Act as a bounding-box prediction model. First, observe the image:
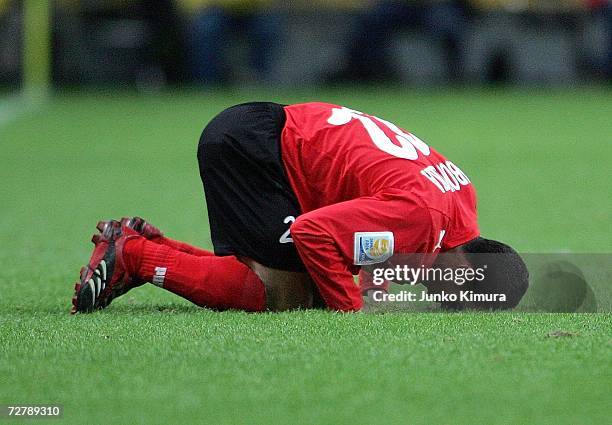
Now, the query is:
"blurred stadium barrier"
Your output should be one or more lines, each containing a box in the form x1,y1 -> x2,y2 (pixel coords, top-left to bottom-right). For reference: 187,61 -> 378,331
0,0 -> 610,89
0,0 -> 50,126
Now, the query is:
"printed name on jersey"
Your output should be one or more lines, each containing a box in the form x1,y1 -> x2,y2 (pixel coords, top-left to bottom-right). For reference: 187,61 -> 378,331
420,160 -> 471,193
353,232 -> 394,265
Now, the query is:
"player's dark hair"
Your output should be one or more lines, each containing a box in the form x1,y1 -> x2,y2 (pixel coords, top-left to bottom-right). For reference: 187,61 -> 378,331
444,237 -> 529,311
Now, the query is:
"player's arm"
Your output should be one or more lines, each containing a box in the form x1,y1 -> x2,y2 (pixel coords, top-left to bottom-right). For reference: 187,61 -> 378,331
290,203 -> 364,312
291,197 -> 404,311
290,195 -> 439,311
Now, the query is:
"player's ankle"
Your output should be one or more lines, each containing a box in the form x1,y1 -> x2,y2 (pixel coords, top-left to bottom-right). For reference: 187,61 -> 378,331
122,237 -> 147,278
131,238 -> 173,284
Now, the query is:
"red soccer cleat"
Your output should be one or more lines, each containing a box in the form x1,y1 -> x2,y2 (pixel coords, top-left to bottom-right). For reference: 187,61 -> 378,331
71,220 -> 142,314
120,216 -> 164,240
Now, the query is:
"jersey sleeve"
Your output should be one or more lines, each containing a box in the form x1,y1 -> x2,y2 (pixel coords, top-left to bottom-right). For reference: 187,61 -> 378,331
290,191 -> 445,311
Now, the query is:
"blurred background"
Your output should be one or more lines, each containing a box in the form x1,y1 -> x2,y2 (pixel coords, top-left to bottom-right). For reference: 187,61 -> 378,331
1,0 -> 611,92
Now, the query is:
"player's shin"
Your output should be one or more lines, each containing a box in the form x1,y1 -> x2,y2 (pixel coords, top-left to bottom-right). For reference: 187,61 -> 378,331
119,216 -> 215,257
123,238 -> 266,311
155,236 -> 216,257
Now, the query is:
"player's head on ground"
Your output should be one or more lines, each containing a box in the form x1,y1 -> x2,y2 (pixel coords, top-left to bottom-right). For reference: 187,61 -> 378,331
428,237 -> 529,311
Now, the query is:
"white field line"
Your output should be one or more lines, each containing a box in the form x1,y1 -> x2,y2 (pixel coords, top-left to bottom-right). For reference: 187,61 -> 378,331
0,91 -> 48,128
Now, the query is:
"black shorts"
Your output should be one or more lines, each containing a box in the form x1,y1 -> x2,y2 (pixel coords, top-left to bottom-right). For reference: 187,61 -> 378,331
197,102 -> 305,272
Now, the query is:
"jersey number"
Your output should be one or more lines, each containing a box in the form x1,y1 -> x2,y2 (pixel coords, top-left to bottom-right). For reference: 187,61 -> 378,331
279,216 -> 295,244
327,107 -> 430,160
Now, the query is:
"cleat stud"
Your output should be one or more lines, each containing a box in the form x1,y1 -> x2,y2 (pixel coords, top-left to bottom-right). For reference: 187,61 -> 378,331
99,260 -> 107,281
87,279 -> 96,300
93,276 -> 101,296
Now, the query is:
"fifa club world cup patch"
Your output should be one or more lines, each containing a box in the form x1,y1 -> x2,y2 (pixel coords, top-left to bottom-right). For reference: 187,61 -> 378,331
353,232 -> 394,265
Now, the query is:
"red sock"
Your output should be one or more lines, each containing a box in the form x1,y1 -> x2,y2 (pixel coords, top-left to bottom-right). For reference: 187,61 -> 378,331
153,235 -> 215,257
124,238 -> 266,311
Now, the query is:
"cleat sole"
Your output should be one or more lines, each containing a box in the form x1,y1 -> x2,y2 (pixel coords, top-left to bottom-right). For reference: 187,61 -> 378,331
76,277 -> 96,313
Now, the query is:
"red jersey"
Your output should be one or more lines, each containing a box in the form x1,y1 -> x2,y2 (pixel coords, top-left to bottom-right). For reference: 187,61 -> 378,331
281,102 -> 479,252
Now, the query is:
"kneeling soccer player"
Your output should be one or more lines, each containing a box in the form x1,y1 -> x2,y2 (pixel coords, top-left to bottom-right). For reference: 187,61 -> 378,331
71,102 -> 528,313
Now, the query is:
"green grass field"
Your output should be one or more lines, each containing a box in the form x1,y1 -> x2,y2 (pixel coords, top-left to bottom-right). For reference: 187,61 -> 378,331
1,88 -> 611,424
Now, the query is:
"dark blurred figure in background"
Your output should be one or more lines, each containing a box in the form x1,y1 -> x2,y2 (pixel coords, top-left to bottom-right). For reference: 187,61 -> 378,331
0,0 -> 20,87
587,0 -> 612,79
54,0 -> 185,88
178,0 -> 283,84
138,0 -> 185,85
331,0 -> 471,83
